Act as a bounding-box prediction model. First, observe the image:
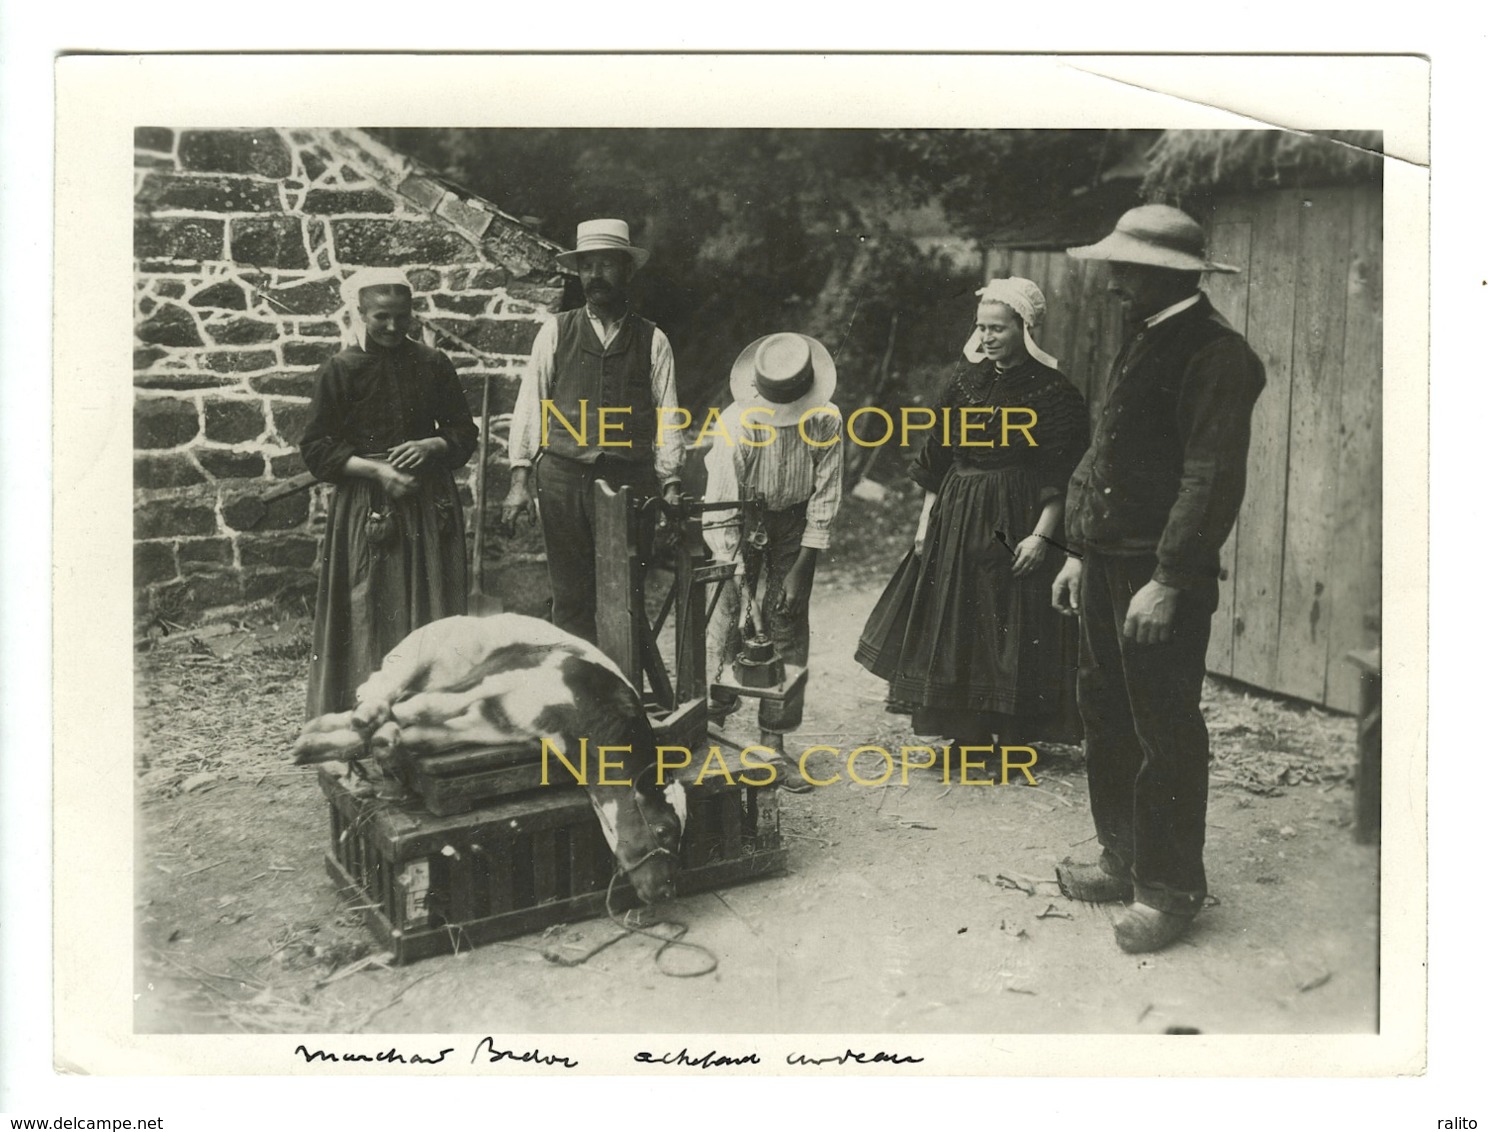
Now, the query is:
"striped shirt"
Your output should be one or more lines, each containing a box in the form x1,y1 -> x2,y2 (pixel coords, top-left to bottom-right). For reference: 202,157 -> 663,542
701,401 -> 844,559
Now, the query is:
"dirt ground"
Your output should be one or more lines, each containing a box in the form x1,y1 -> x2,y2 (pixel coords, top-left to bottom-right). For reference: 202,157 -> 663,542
133,492 -> 1377,1036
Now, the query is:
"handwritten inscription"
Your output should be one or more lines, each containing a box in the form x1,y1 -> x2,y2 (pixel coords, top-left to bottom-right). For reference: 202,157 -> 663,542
634,1048 -> 763,1068
290,1041 -> 923,1070
470,1037 -> 579,1068
786,1049 -> 925,1066
293,1044 -> 455,1065
292,1040 -> 578,1069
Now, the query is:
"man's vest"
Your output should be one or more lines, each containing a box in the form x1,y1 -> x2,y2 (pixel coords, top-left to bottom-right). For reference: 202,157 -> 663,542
545,308 -> 657,464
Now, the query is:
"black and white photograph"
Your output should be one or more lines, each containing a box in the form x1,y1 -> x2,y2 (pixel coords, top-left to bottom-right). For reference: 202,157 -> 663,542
45,53 -> 1429,1088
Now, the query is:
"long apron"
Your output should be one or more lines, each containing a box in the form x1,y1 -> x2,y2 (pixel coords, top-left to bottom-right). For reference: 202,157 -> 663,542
856,462 -> 1080,742
305,461 -> 467,718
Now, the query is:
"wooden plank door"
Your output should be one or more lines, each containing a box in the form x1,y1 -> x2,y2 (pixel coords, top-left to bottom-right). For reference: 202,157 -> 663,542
1202,206 -> 1256,679
1229,189 -> 1301,694
1322,188 -> 1384,712
1276,191 -> 1354,704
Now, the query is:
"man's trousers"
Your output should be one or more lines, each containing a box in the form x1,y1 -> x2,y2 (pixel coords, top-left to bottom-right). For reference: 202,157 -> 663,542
1077,550 -> 1219,916
535,452 -> 657,646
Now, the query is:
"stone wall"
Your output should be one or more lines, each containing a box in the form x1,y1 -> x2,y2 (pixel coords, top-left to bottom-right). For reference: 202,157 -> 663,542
133,127 -> 563,621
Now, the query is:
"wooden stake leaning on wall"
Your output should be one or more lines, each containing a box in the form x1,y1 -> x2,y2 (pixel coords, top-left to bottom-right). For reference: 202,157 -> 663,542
846,312 -> 899,493
469,370 -> 498,615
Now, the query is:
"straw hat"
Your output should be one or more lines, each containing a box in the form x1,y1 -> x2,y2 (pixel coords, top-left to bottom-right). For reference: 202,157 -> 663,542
729,332 -> 837,426
1067,204 -> 1239,274
555,218 -> 651,271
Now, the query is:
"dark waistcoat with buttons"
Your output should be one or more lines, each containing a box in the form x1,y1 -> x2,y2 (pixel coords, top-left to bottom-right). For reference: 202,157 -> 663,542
546,307 -> 657,465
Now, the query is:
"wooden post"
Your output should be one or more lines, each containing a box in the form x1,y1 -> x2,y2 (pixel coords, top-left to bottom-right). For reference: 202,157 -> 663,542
1347,647 -> 1382,845
594,481 -> 644,690
469,372 -> 494,612
674,512 -> 709,703
845,312 -> 899,492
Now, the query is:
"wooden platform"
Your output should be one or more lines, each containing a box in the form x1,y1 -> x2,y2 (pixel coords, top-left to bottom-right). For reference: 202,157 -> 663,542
402,698 -> 709,818
710,663 -> 808,704
320,750 -> 787,964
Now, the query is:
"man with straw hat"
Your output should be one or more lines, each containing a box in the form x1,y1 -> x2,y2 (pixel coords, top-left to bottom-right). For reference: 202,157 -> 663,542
503,219 -> 685,645
702,332 -> 844,792
1051,204 -> 1266,953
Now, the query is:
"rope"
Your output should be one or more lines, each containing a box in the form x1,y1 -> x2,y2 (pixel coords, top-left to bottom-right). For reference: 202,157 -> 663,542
541,850 -> 719,979
603,865 -> 719,978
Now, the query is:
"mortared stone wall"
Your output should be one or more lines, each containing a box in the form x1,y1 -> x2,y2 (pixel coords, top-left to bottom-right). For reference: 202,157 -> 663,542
134,127 -> 562,622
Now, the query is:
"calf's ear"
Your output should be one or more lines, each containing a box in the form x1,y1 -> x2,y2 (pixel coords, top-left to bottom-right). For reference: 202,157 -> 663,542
587,795 -> 623,856
663,778 -> 688,831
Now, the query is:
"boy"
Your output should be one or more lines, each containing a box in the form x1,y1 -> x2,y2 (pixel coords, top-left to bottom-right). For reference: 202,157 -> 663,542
702,332 -> 844,792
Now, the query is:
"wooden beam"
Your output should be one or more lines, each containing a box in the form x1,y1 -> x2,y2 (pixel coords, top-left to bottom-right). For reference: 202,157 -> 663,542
594,481 -> 644,688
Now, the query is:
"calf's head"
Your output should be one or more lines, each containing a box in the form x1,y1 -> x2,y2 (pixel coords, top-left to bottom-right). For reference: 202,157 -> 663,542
554,654 -> 689,903
588,776 -> 685,904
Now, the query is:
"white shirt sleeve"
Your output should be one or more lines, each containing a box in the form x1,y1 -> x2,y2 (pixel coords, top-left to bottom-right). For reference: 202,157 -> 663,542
651,329 -> 684,486
507,317 -> 556,468
701,405 -> 745,564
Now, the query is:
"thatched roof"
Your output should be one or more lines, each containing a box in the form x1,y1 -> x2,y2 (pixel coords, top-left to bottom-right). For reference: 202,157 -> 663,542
988,128 -> 1384,249
1142,130 -> 1385,203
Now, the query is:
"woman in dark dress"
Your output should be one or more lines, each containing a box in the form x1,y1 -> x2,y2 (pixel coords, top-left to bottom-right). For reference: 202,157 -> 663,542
299,268 -> 478,717
856,277 -> 1088,763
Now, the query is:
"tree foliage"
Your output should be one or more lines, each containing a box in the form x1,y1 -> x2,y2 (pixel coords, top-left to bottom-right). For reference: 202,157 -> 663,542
373,129 -> 1119,416
372,128 -> 1353,450
876,129 -> 1147,242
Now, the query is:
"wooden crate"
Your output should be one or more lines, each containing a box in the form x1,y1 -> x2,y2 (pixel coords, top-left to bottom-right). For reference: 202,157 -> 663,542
320,750 -> 786,964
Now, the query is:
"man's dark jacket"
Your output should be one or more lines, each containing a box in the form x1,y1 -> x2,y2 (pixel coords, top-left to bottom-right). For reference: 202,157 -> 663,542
1064,294 -> 1266,588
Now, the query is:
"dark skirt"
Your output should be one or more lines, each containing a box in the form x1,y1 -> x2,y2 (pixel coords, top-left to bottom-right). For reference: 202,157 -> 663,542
305,468 -> 468,718
855,463 -> 1080,743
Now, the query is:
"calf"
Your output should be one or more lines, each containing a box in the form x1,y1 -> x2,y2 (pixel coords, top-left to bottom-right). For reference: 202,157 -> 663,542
292,614 -> 687,904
